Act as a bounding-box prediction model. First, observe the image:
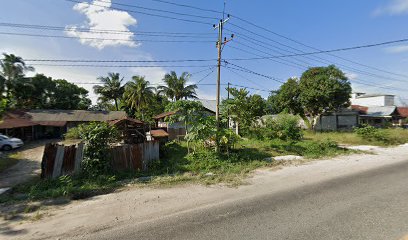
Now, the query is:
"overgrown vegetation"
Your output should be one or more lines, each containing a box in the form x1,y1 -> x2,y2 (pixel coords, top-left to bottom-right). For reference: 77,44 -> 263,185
252,114 -> 303,141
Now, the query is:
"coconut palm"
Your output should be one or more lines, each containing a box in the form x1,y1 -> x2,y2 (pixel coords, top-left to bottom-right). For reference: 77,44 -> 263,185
93,73 -> 125,111
158,71 -> 197,101
0,53 -> 34,98
123,76 -> 155,120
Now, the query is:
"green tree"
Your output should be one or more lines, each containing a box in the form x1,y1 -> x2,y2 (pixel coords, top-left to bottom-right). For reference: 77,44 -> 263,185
0,53 -> 34,100
94,73 -> 125,110
50,79 -> 92,110
299,65 -> 351,129
158,71 -> 197,101
123,76 -> 155,121
248,94 -> 266,118
222,88 -> 252,136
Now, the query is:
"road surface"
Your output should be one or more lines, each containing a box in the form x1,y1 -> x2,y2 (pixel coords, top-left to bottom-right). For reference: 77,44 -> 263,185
4,144 -> 408,240
85,159 -> 408,240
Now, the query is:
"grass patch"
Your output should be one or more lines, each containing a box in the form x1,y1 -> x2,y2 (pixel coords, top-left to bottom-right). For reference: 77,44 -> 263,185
0,153 -> 21,173
0,137 -> 357,203
304,128 -> 408,146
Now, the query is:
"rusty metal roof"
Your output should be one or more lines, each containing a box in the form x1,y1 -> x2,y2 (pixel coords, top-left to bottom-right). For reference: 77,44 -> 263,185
0,118 -> 37,129
153,111 -> 178,120
25,110 -> 127,122
150,129 -> 169,138
109,117 -> 144,126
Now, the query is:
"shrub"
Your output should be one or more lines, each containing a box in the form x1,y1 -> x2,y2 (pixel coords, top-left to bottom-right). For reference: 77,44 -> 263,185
64,127 -> 81,139
78,122 -> 120,177
262,114 -> 303,141
354,124 -> 389,143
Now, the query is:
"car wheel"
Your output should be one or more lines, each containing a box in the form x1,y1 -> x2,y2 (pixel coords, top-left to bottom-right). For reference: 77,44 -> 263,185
2,145 -> 12,151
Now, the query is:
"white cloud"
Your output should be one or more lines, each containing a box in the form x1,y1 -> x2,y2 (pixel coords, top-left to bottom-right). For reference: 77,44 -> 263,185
66,0 -> 138,49
346,72 -> 359,80
373,0 -> 408,16
385,45 -> 408,53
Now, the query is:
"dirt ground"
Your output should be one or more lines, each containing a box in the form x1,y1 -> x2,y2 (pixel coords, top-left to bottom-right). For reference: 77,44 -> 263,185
1,143 -> 408,240
0,141 -> 49,189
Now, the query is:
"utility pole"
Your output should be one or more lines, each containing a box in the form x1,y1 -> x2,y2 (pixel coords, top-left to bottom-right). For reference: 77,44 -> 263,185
213,16 -> 233,151
227,82 -> 230,128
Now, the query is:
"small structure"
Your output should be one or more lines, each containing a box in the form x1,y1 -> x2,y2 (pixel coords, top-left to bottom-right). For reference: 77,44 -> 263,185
315,109 -> 360,131
153,99 -> 216,140
0,110 -> 134,140
149,129 -> 169,143
109,117 -> 146,144
353,105 -> 400,127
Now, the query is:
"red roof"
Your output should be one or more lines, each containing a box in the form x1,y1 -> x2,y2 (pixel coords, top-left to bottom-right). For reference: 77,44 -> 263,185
153,111 -> 178,120
150,129 -> 169,138
351,105 -> 368,114
397,107 -> 408,118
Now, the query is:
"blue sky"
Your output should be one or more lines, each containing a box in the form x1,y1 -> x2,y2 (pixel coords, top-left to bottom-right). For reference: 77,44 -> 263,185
1,0 -> 408,104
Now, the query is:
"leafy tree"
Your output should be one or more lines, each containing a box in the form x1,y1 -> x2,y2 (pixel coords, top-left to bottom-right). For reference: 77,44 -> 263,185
248,94 -> 266,118
265,90 -> 282,115
0,53 -> 34,100
123,76 -> 155,121
94,72 -> 125,110
158,71 -> 197,101
165,100 -> 206,152
50,79 -> 92,110
222,88 -> 252,136
299,65 -> 351,129
272,77 -> 311,128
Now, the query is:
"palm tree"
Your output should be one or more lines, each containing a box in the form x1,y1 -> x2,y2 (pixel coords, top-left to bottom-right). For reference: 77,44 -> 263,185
0,53 -> 34,98
93,73 -> 125,111
158,71 -> 197,101
123,76 -> 155,120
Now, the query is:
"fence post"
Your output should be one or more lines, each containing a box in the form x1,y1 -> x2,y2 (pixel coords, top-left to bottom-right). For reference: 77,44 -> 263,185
74,143 -> 84,173
52,145 -> 65,179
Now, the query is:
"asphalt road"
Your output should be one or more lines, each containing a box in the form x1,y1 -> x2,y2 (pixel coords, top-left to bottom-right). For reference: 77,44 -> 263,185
85,159 -> 408,240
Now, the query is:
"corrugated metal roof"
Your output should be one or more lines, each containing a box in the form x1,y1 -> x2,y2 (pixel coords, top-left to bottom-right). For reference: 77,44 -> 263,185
25,110 -> 127,122
150,129 -> 169,138
0,118 -> 37,129
153,111 -> 178,120
357,94 -> 395,99
109,117 -> 144,126
397,107 -> 408,118
363,106 -> 397,117
196,99 -> 216,113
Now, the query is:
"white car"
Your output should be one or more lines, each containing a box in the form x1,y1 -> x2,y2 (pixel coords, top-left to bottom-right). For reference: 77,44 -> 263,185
0,134 -> 24,151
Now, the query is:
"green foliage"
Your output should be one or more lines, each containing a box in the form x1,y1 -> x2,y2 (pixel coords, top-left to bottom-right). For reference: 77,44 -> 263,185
78,122 -> 120,177
158,71 -> 197,101
354,124 -> 389,143
123,75 -> 156,121
299,65 -> 352,127
64,126 -> 81,140
255,114 -> 303,141
93,73 -> 125,111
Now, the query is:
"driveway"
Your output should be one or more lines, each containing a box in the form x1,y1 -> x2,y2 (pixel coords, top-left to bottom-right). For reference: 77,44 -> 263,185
0,141 -> 49,189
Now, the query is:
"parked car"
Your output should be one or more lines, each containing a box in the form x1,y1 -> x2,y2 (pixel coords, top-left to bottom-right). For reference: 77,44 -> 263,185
0,134 -> 24,151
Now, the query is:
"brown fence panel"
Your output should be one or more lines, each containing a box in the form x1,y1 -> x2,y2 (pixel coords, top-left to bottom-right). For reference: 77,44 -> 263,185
62,145 -> 76,175
41,143 -> 58,178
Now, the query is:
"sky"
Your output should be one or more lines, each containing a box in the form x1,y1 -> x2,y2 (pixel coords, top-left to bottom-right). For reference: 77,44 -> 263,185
1,0 -> 408,105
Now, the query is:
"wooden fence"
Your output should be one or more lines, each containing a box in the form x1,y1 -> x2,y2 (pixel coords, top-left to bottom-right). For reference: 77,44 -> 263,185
41,141 -> 159,179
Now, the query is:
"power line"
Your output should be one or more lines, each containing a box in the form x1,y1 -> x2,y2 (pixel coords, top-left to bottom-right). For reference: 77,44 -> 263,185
0,22 -> 215,38
231,15 -> 408,79
224,65 -> 271,91
29,64 -> 216,68
0,32 -> 213,43
196,67 -> 216,84
143,0 -> 223,14
223,61 -> 285,84
92,0 -> 218,20
24,58 -> 217,63
64,0 -> 213,25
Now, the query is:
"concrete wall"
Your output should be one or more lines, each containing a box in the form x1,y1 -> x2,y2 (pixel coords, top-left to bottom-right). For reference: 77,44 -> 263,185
315,114 -> 359,131
351,95 -> 395,107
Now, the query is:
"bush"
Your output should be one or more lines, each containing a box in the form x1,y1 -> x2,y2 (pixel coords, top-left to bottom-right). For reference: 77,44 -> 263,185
64,127 -> 81,139
261,114 -> 303,141
78,122 -> 120,177
354,124 -> 389,143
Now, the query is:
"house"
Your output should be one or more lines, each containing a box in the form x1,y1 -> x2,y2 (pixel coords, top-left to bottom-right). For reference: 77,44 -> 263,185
351,93 -> 395,107
0,110 -> 139,141
314,109 -> 360,131
152,99 -> 216,140
352,105 -> 401,127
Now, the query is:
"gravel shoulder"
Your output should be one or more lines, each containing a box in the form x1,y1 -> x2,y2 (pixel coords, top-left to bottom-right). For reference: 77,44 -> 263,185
2,144 -> 408,240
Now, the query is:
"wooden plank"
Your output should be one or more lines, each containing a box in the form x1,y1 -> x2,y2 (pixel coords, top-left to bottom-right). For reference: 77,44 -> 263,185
74,143 -> 84,173
52,146 -> 65,179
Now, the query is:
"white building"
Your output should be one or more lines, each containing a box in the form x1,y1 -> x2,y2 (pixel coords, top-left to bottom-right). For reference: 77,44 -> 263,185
351,93 -> 395,107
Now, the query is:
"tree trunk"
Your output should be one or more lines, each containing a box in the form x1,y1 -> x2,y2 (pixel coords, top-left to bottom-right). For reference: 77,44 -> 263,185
301,115 -> 312,130
311,115 -> 320,131
235,121 -> 239,136
114,99 -> 119,111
